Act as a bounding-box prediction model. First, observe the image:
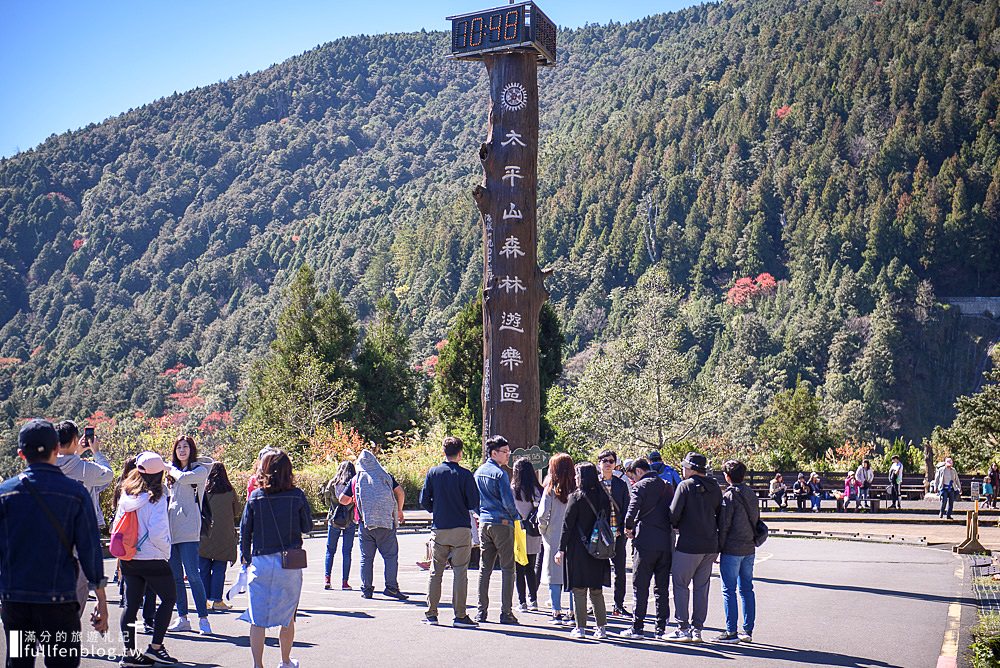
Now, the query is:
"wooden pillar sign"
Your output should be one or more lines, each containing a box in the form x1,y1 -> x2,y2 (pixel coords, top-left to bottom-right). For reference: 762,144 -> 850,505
447,3 -> 557,454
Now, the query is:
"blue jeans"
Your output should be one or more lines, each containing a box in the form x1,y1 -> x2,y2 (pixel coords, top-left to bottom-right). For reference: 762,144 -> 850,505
720,554 -> 755,634
198,557 -> 228,602
548,583 -> 574,614
170,542 -> 208,618
325,523 -> 357,581
810,494 -> 821,511
940,488 -> 955,517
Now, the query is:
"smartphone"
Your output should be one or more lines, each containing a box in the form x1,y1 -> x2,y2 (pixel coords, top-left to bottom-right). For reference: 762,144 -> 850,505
84,426 -> 95,441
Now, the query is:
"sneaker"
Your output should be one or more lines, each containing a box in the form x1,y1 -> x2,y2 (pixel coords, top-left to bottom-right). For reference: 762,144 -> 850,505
475,612 -> 488,623
166,617 -> 190,633
663,629 -> 692,643
549,613 -> 564,625
383,587 -> 409,600
593,626 -> 608,640
277,661 -> 300,668
612,606 -> 631,617
691,628 -> 703,643
618,628 -> 645,639
570,627 -> 586,639
654,628 -> 668,640
142,645 -> 177,664
423,615 -> 439,625
361,589 -> 374,599
517,603 -> 529,613
198,617 -> 212,635
324,578 -> 332,590
212,600 -> 232,611
342,580 -> 352,591
713,631 -> 740,643
453,616 -> 479,628
499,612 -> 520,625
119,652 -> 154,667
142,623 -> 154,635
738,631 -> 753,643
529,600 -> 539,611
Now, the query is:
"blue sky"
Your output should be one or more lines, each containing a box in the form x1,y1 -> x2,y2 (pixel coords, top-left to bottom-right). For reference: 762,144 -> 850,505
0,1 -> 695,159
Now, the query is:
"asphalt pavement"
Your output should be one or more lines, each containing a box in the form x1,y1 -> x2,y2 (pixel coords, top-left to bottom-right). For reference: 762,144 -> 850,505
47,530 -> 966,668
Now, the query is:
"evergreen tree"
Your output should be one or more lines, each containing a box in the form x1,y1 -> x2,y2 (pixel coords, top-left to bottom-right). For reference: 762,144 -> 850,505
758,377 -> 837,468
355,296 -> 425,443
430,292 -> 564,452
239,264 -> 358,457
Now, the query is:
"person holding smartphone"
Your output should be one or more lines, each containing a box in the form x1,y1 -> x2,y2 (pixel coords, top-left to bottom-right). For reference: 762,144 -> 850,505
56,421 -> 115,528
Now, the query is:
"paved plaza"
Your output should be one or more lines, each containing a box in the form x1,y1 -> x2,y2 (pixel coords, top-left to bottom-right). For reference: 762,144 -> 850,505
44,530 -> 969,667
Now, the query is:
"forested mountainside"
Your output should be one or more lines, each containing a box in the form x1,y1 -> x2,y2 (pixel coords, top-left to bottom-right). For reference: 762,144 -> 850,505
0,0 -> 998,443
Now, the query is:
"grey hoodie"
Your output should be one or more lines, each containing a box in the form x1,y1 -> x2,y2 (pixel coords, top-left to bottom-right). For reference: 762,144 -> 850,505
56,451 -> 114,527
355,450 -> 397,530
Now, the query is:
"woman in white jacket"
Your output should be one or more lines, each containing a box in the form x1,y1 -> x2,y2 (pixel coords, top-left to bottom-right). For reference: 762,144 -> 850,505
165,435 -> 212,635
115,452 -> 179,667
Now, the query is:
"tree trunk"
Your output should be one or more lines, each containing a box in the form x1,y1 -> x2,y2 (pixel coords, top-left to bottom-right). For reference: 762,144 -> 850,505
474,52 -> 548,456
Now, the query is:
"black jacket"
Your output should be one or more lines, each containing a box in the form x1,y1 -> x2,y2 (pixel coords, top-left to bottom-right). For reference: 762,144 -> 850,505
718,483 -> 759,556
623,472 -> 674,552
559,487 -> 612,590
670,474 -> 723,554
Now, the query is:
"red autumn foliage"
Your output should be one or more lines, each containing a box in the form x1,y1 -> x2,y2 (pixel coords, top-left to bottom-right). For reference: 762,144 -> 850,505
156,412 -> 189,430
86,411 -> 116,429
291,235 -> 301,242
0,357 -> 20,368
727,273 -> 778,306
775,105 -> 792,119
161,363 -> 187,377
168,392 -> 205,410
31,346 -> 43,357
72,238 -> 85,250
200,411 -> 233,435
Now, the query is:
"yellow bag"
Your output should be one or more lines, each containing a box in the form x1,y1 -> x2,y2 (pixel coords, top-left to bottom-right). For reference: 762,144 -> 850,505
513,520 -> 528,566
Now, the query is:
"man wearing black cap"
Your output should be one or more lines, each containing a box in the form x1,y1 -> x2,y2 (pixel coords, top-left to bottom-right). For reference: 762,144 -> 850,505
0,419 -> 108,666
663,451 -> 722,643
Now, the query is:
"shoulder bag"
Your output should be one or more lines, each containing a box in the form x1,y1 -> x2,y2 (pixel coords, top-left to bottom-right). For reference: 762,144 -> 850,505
733,489 -> 768,547
264,493 -> 307,569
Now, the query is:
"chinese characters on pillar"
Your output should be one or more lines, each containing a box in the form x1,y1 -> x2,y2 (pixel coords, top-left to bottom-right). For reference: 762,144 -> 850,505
494,83 -> 530,405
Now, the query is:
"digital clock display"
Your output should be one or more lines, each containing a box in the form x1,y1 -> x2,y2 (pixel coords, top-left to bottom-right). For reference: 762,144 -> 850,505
448,2 -> 556,65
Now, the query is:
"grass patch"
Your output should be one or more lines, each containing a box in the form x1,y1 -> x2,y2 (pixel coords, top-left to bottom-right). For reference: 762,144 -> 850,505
973,576 -> 1000,591
971,612 -> 1000,668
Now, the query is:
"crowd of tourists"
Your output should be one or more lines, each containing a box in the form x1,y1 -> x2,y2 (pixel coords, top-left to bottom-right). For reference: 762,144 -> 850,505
7,417 -> 980,666
417,435 -> 761,643
766,456 -> 906,513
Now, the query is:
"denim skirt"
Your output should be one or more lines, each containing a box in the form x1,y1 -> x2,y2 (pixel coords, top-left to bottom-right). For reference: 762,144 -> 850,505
238,553 -> 302,628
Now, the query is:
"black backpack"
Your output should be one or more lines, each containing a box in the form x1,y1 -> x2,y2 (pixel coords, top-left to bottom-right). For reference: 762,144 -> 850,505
579,492 -> 616,560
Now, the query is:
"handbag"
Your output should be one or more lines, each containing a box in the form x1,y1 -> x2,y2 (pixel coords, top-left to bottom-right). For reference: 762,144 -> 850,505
513,520 -> 528,566
197,486 -> 214,538
264,493 -> 308,570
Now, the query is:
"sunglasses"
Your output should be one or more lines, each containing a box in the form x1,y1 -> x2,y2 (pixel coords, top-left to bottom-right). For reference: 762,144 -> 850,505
599,458 -> 616,464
